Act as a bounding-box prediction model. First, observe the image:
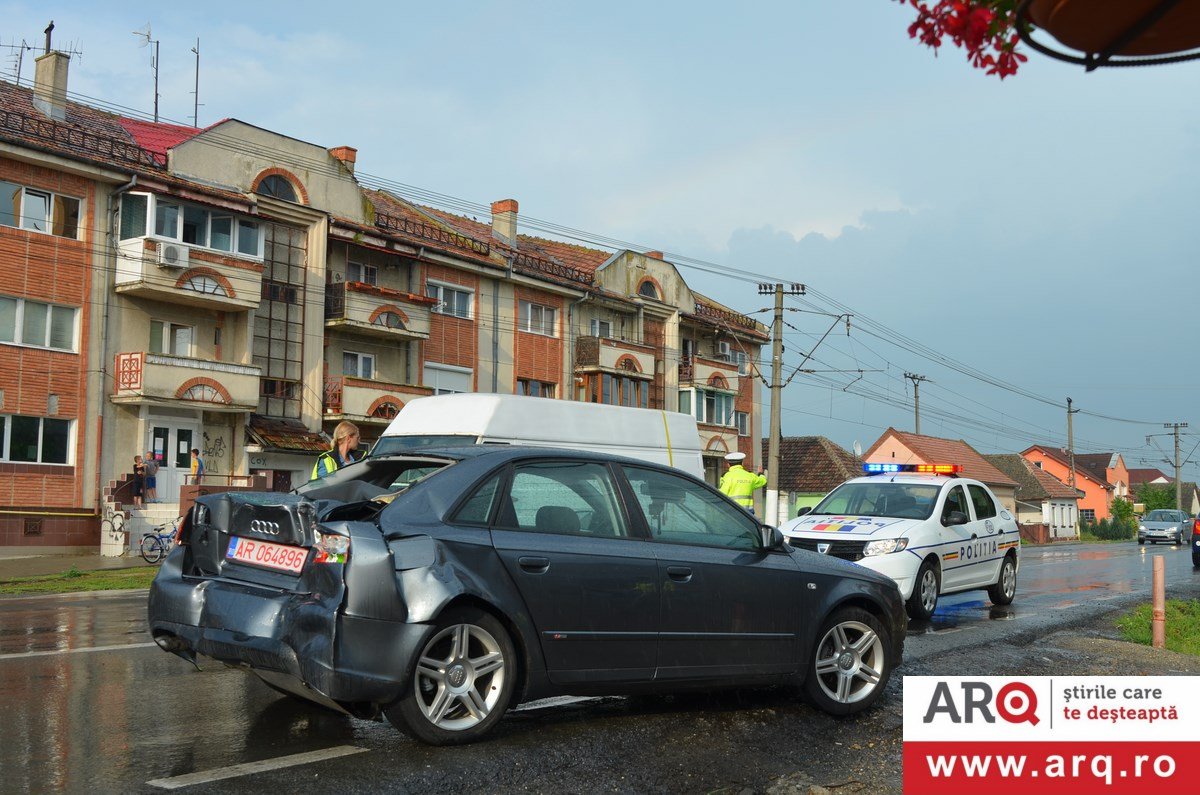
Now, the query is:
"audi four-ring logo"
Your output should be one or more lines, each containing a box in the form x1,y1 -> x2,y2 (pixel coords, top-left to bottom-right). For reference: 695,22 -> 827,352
249,520 -> 281,536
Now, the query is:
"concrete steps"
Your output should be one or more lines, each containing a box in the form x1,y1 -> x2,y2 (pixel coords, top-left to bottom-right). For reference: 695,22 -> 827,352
125,503 -> 182,554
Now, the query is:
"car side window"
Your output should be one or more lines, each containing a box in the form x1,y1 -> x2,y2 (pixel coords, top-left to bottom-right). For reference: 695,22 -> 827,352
494,462 -> 628,538
451,471 -> 504,525
942,485 -> 970,523
967,485 -> 997,520
622,466 -> 759,551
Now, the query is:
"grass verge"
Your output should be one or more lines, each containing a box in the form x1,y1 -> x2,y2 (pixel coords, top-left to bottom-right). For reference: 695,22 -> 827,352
1116,599 -> 1200,656
0,565 -> 157,595
1078,530 -> 1133,544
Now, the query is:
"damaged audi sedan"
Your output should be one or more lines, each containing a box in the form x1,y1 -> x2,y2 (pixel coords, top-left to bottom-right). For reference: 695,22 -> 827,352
149,447 -> 906,745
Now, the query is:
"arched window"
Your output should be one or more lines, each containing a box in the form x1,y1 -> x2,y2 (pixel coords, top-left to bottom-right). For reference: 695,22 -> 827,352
255,174 -> 298,203
180,274 -> 228,296
371,400 -> 402,420
709,373 -> 730,390
179,384 -> 227,403
373,311 -> 406,330
638,280 -> 660,300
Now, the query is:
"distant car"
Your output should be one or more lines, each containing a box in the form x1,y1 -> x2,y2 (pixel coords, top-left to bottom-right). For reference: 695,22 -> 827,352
148,446 -> 906,745
1138,509 -> 1193,546
779,465 -> 1021,621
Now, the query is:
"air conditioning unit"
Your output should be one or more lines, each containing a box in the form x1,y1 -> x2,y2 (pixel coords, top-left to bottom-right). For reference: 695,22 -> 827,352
157,243 -> 189,269
717,341 -> 732,361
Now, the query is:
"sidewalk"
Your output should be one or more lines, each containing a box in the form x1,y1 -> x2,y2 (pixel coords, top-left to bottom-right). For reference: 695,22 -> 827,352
0,552 -> 152,580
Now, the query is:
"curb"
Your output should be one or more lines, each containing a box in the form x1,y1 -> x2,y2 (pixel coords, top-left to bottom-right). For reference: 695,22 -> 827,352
0,588 -> 151,602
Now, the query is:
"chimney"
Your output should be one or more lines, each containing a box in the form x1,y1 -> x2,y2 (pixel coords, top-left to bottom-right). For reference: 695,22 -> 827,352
645,250 -> 664,260
329,146 -> 357,174
491,199 -> 518,244
33,50 -> 70,122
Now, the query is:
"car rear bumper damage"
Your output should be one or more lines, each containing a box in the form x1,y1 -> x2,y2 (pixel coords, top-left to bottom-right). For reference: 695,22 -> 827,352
148,549 -> 429,707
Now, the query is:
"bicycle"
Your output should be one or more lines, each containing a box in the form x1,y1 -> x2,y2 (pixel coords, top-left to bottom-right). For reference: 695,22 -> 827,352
140,516 -> 181,564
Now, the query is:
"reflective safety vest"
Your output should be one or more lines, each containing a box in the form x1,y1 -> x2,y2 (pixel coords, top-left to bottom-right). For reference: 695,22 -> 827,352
719,464 -> 767,508
311,449 -> 359,480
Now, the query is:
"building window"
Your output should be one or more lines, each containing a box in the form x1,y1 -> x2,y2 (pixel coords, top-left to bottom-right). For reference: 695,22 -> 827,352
343,351 -> 375,379
1079,509 -> 1096,524
0,415 -> 72,464
733,350 -> 751,376
179,384 -> 227,403
373,311 -> 405,330
120,193 -> 262,258
0,181 -> 80,239
517,379 -> 556,398
426,281 -> 473,319
371,400 -> 401,420
150,321 -> 192,356
255,174 -> 298,203
347,260 -> 377,285
637,280 -> 660,300
679,387 -> 735,427
736,411 -> 750,436
585,374 -> 647,408
423,363 -> 472,395
591,318 -> 612,338
0,296 -> 77,352
180,274 -> 228,296
254,223 -> 306,418
519,300 -> 557,336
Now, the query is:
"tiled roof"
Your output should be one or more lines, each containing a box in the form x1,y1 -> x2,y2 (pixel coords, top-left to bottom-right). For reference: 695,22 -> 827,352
691,292 -> 769,339
1074,452 -> 1116,482
247,415 -> 328,454
866,428 -> 1019,488
117,117 -> 201,157
1128,467 -> 1169,485
1021,445 -> 1113,489
765,436 -> 862,493
985,454 -> 1080,501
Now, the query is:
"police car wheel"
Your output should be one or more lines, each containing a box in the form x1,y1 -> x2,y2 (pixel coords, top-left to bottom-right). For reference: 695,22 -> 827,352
905,558 -> 940,620
803,607 -> 891,715
988,555 -> 1017,606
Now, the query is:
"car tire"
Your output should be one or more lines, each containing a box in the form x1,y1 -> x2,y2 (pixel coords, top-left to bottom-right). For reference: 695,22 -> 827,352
1138,537 -> 1145,545
987,555 -> 1017,606
384,607 -> 517,746
1177,532 -> 1184,546
905,558 -> 940,620
1193,552 -> 1199,568
804,607 -> 892,716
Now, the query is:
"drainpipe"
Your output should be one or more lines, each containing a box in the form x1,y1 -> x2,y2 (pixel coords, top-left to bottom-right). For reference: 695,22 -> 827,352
566,293 -> 590,401
97,174 -> 138,513
492,253 -> 513,393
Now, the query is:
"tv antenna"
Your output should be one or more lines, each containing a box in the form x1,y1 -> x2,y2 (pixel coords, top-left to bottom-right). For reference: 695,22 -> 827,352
132,23 -> 160,122
4,21 -> 82,85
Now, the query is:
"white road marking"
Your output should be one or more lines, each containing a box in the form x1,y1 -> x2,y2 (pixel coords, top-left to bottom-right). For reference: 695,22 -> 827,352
0,641 -> 158,660
146,745 -> 367,790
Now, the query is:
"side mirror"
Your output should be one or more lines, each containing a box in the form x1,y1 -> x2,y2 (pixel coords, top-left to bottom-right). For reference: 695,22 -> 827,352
942,510 -> 969,527
759,524 -> 786,550
794,506 -> 812,517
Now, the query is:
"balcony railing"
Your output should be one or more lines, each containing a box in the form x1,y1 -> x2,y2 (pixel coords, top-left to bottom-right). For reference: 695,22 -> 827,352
374,212 -> 492,256
324,281 -> 433,340
574,335 -> 656,375
0,107 -> 166,170
323,375 -> 433,422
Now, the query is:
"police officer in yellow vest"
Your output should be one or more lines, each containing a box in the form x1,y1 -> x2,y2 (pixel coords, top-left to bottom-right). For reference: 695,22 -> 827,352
719,451 -> 767,515
312,421 -> 363,480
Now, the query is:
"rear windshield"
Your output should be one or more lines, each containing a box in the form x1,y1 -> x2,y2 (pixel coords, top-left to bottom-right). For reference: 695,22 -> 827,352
813,482 -> 942,520
370,434 -> 478,457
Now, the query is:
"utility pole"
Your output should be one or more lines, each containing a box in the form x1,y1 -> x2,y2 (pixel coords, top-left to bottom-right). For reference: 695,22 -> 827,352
1067,397 -> 1079,488
904,373 -> 929,435
759,282 -> 805,526
190,38 -> 200,127
1165,422 -> 1188,510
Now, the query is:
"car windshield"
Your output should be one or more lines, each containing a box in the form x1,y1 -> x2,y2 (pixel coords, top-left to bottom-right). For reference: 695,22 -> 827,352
370,434 -> 478,457
1145,510 -> 1179,522
812,482 -> 942,520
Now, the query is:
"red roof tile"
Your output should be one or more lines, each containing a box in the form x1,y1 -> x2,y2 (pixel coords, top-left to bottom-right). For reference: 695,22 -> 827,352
1021,445 -> 1114,489
866,428 -> 1018,488
985,454 -> 1080,500
117,117 -> 201,157
765,436 -> 862,493
1128,467 -> 1169,485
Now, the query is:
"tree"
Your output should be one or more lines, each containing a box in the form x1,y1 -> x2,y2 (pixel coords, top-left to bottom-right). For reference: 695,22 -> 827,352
1135,483 -> 1175,512
1110,497 -> 1134,530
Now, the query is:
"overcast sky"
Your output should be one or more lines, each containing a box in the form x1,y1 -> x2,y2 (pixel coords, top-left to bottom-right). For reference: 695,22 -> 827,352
5,1 -> 1198,476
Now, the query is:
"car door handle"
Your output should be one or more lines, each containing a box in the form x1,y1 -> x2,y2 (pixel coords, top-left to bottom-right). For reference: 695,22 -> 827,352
518,556 -> 550,574
666,566 -> 692,583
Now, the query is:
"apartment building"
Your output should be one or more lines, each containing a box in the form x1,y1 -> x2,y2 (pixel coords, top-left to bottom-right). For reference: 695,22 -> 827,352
0,47 -> 766,553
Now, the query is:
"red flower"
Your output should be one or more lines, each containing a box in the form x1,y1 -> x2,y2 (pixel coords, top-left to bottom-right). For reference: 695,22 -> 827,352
898,0 -> 1025,79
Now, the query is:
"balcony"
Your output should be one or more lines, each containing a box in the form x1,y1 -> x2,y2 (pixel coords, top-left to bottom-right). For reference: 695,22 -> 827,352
574,336 -> 656,378
323,376 -> 433,424
679,355 -> 739,391
324,281 -> 435,341
114,238 -> 263,311
113,352 -> 261,411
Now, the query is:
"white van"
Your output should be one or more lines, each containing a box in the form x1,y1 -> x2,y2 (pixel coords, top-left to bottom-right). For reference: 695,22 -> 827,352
369,393 -> 705,478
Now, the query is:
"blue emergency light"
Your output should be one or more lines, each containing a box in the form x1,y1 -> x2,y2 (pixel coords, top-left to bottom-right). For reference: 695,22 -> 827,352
863,463 -> 962,474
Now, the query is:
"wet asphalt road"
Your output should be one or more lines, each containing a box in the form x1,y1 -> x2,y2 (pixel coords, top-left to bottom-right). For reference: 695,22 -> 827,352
0,541 -> 1196,794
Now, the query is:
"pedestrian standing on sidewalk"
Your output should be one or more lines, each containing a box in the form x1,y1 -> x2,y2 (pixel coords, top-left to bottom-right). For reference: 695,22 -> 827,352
190,448 -> 205,485
144,451 -> 159,503
132,455 -> 146,507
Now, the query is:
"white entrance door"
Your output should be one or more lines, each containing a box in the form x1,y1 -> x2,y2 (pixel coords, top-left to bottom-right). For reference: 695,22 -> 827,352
149,421 -> 201,503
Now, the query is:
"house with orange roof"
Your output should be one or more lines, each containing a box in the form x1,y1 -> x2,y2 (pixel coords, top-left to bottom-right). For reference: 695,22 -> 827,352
985,454 -> 1081,542
1020,445 -> 1114,522
863,428 -> 1018,513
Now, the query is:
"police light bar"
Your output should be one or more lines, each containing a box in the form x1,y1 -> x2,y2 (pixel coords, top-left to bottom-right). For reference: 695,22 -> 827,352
863,463 -> 963,474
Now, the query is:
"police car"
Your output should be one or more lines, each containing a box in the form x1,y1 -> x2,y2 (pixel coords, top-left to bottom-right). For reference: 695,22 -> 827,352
779,464 -> 1021,620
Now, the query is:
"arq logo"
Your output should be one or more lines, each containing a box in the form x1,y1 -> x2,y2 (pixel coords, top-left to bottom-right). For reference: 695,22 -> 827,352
922,680 -> 1040,725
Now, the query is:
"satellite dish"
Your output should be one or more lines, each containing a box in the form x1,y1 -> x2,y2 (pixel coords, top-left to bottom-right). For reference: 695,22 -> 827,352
853,440 -> 862,457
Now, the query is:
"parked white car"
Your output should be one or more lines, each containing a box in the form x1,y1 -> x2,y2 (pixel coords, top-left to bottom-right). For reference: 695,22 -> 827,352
779,464 -> 1021,620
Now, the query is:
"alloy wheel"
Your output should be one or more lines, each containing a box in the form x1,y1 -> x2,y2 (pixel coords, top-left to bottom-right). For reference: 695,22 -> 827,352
812,619 -> 885,705
413,623 -> 507,731
919,569 -> 938,613
1001,559 -> 1016,599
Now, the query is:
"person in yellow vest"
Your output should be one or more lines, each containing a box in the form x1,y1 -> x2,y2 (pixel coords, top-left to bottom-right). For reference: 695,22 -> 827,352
719,452 -> 767,515
312,421 -> 363,480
